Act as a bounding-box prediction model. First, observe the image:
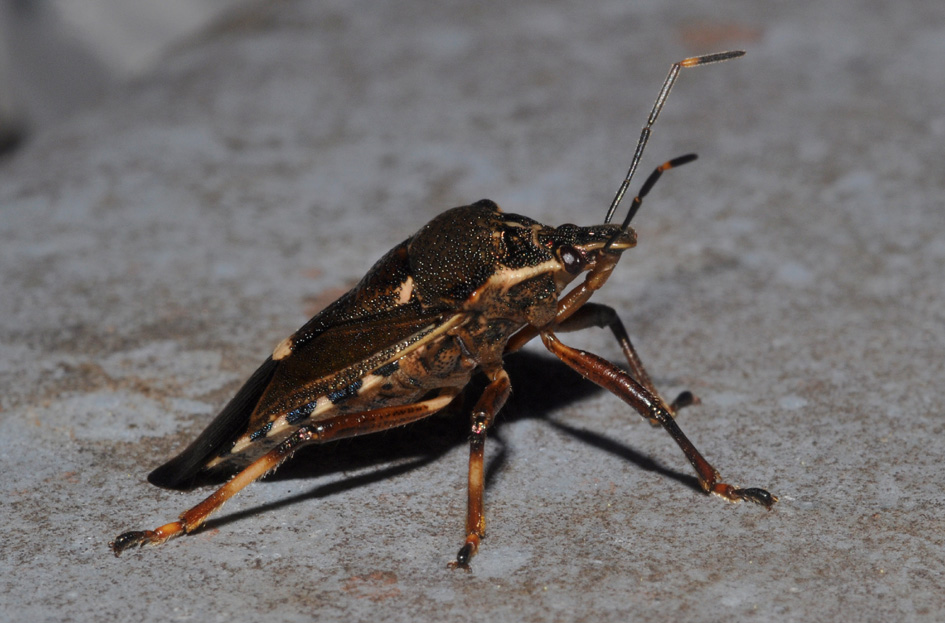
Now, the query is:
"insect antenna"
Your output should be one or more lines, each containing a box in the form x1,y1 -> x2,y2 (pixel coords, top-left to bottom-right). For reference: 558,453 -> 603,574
603,50 -> 744,225
604,153 -> 697,252
618,153 -> 697,230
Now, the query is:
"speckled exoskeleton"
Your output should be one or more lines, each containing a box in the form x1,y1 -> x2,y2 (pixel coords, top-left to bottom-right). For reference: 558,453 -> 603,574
110,51 -> 775,568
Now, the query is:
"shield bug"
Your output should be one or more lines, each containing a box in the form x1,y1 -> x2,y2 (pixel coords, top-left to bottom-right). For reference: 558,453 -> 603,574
110,50 -> 775,567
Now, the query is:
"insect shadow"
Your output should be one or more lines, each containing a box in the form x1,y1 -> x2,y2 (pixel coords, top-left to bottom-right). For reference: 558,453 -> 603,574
192,349 -> 699,534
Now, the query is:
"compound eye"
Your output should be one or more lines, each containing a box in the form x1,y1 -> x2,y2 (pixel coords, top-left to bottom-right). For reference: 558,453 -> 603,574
557,244 -> 586,275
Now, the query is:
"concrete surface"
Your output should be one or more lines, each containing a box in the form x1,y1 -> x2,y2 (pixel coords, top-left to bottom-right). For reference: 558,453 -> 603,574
0,0 -> 244,137
1,1 -> 943,621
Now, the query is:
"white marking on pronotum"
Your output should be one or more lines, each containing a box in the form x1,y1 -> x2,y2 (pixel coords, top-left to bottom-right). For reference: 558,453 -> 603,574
487,260 -> 561,293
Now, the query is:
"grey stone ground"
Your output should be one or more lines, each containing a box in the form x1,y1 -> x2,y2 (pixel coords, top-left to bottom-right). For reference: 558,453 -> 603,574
1,1 -> 943,621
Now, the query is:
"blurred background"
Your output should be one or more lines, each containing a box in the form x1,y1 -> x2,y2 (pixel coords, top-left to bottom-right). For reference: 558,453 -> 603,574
0,0 -> 242,154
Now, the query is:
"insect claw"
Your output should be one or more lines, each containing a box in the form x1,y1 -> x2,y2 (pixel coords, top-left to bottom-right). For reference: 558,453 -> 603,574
669,390 -> 699,414
735,487 -> 779,508
109,520 -> 184,556
708,482 -> 778,509
109,530 -> 152,556
645,391 -> 699,426
448,539 -> 478,570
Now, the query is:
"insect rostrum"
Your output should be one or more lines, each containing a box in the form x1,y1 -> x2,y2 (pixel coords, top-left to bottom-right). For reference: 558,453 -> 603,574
110,51 -> 775,568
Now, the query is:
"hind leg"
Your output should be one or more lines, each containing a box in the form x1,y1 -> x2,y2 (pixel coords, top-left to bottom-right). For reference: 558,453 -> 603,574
111,389 -> 459,555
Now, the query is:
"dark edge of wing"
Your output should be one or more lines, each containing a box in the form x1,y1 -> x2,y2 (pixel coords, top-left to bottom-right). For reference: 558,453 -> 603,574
147,356 -> 279,490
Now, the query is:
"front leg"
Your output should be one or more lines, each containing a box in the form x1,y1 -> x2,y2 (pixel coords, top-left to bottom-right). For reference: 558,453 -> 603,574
554,302 -> 697,419
541,331 -> 775,507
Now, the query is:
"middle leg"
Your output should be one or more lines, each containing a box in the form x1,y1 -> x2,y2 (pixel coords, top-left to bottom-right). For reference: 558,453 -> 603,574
450,366 -> 511,569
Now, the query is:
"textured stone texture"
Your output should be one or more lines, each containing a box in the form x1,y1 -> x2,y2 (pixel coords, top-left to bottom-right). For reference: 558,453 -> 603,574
1,0 -> 943,621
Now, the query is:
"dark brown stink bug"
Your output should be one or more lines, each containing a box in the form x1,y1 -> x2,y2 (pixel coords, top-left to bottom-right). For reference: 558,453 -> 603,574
110,50 -> 775,567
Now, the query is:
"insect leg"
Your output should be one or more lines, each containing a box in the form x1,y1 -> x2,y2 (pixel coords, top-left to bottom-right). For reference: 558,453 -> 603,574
554,302 -> 697,418
450,367 -> 511,569
110,389 -> 460,556
540,331 -> 775,507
